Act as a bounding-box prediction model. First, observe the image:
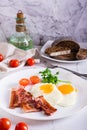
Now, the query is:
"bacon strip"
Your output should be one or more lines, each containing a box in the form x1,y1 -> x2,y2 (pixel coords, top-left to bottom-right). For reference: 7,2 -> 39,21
9,88 -> 39,112
9,88 -> 57,115
16,88 -> 33,104
35,96 -> 57,115
21,102 -> 40,113
9,88 -> 20,108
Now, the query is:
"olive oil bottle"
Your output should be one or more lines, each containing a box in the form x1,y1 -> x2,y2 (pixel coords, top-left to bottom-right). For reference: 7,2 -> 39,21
9,10 -> 33,50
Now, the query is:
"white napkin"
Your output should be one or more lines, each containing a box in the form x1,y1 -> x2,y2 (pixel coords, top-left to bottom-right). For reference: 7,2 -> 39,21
0,42 -> 37,72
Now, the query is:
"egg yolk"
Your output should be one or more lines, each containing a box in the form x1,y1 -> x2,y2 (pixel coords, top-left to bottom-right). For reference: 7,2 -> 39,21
40,84 -> 54,94
58,84 -> 74,94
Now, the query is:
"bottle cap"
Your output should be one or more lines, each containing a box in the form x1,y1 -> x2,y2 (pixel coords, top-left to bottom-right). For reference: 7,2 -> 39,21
17,10 -> 24,18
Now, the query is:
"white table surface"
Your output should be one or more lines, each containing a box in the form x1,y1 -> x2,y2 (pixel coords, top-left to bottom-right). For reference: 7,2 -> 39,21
0,51 -> 87,130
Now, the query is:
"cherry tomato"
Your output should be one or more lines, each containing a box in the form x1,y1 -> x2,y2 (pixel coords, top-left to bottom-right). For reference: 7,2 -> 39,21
15,122 -> 28,130
0,54 -> 4,62
0,117 -> 11,129
30,75 -> 40,84
26,58 -> 35,66
19,78 -> 30,87
9,59 -> 20,67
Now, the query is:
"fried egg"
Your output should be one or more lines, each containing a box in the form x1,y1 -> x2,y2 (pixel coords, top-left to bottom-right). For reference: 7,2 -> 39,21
30,83 -> 63,106
57,83 -> 77,107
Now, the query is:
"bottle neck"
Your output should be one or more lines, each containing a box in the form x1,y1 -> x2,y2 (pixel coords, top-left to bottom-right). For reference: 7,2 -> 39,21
16,25 -> 26,32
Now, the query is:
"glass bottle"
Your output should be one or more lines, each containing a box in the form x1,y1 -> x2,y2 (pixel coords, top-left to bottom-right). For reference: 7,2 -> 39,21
9,10 -> 33,50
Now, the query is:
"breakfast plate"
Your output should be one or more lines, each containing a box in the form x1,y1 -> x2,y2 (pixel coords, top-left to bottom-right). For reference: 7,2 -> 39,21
0,67 -> 87,120
40,40 -> 87,64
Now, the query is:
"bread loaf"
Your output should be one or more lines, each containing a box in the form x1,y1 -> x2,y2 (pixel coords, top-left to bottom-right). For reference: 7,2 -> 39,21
76,49 -> 87,60
52,40 -> 80,52
44,39 -> 87,61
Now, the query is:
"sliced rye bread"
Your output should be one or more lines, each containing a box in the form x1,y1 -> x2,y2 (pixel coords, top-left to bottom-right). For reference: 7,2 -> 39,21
51,52 -> 77,61
76,48 -> 87,60
45,46 -> 71,56
52,40 -> 80,52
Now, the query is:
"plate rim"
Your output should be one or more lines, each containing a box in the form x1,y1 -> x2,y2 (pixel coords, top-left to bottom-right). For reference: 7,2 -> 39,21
0,67 -> 87,120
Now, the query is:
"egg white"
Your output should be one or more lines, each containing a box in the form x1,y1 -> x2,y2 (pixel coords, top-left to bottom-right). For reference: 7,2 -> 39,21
58,91 -> 77,107
30,83 -> 63,106
57,83 -> 77,107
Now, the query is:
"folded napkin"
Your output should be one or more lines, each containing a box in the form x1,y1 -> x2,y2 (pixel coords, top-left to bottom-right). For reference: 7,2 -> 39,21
0,42 -> 37,72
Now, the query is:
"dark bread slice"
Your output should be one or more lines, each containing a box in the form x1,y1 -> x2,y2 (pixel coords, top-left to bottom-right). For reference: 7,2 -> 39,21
45,46 -> 71,55
76,48 -> 87,60
52,40 -> 80,52
51,52 -> 77,61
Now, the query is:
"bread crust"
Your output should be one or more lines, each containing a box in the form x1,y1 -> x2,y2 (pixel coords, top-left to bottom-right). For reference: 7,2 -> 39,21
52,40 -> 80,52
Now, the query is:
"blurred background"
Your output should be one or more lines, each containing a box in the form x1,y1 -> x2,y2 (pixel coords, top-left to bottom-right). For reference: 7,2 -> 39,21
0,0 -> 87,47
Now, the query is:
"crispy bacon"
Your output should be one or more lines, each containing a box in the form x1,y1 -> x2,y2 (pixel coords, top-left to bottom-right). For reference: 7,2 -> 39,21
21,102 -> 40,113
9,88 -> 20,108
9,88 -> 32,108
35,96 -> 57,115
16,88 -> 33,104
9,88 -> 39,112
9,88 -> 57,115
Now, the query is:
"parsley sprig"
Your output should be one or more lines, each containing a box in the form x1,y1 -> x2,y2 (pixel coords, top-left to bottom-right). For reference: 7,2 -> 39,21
39,68 -> 70,84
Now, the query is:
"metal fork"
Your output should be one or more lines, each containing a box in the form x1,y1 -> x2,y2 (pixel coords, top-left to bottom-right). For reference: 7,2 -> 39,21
50,65 -> 87,78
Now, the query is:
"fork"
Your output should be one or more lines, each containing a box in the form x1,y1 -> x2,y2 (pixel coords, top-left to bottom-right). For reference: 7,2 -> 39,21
50,65 -> 87,78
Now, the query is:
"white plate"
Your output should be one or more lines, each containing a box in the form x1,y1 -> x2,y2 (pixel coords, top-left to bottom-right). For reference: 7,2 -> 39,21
0,67 -> 87,120
40,40 -> 87,64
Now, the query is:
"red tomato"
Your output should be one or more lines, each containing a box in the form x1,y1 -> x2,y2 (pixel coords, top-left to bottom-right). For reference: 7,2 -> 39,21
0,54 -> 4,62
9,59 -> 20,67
30,75 -> 40,84
0,118 -> 11,129
19,78 -> 30,87
15,122 -> 28,130
26,58 -> 35,66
